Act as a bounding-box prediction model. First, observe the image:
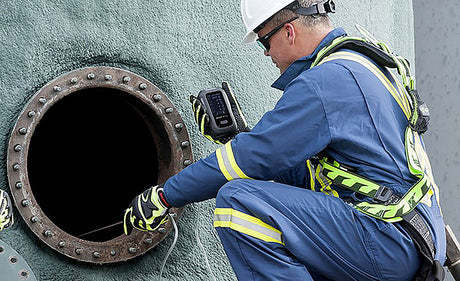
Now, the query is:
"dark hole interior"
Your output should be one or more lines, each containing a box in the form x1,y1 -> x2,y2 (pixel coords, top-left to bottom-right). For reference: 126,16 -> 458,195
28,88 -> 160,242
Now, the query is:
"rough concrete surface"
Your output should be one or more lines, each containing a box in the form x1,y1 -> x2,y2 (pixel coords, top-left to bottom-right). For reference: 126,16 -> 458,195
0,0 -> 414,280
414,1 -> 460,280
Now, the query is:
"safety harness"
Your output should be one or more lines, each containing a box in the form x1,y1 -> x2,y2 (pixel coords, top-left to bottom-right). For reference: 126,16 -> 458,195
310,25 -> 444,281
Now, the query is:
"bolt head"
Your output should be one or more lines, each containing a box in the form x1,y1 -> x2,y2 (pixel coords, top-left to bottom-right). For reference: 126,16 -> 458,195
144,238 -> 153,244
165,107 -> 173,114
75,248 -> 83,255
21,199 -> 30,207
53,85 -> 61,92
58,241 -> 66,248
174,123 -> 184,132
181,141 -> 190,148
139,83 -> 147,90
39,97 -> 46,104
14,145 -> 22,152
15,182 -> 23,189
110,250 -> 116,256
158,227 -> 166,234
27,111 -> 36,118
152,94 -> 162,102
70,77 -> 78,84
93,251 -> 101,258
43,230 -> 52,237
12,163 -> 20,171
30,216 -> 38,223
123,76 -> 131,83
87,73 -> 96,80
184,160 -> 192,166
18,127 -> 27,135
104,74 -> 113,81
128,247 -> 137,254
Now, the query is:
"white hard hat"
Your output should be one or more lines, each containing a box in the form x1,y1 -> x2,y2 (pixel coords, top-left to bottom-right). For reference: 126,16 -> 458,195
241,0 -> 296,44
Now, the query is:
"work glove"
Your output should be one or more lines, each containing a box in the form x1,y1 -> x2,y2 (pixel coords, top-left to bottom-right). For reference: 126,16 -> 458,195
123,185 -> 170,235
189,82 -> 250,145
0,190 -> 14,231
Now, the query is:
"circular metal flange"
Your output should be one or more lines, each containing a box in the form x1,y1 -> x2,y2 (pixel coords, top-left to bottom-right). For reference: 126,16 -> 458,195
7,66 -> 193,264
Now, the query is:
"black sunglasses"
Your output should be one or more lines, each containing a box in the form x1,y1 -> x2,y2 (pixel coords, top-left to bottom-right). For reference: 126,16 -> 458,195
256,16 -> 299,52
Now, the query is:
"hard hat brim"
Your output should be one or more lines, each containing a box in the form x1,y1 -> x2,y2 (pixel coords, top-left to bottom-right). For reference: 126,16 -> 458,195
242,31 -> 258,44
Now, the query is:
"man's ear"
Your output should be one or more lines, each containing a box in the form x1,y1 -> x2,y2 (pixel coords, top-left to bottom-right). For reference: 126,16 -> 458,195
285,24 -> 296,45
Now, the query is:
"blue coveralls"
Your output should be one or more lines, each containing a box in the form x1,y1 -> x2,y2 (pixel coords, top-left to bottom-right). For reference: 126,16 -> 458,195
163,28 -> 446,280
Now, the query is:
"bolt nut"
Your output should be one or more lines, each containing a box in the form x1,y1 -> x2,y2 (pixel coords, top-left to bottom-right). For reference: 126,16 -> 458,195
14,145 -> 22,152
110,250 -> 116,256
43,230 -> 52,237
53,85 -> 61,92
12,163 -> 20,171
10,257 -> 17,263
139,83 -> 147,90
28,111 -> 36,118
58,241 -> 66,248
158,227 -> 166,234
30,216 -> 38,223
122,76 -> 131,83
15,182 -> 23,189
93,252 -> 101,258
181,141 -> 190,148
39,97 -> 46,104
104,74 -> 112,81
165,107 -> 173,114
87,73 -> 96,80
75,248 -> 83,255
21,199 -> 30,207
184,159 -> 192,166
152,94 -> 162,102
174,123 -> 184,132
18,127 -> 27,135
128,247 -> 137,254
70,77 -> 78,84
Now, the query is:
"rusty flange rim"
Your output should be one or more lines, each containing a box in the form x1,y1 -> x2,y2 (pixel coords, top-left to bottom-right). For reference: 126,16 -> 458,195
6,66 -> 193,264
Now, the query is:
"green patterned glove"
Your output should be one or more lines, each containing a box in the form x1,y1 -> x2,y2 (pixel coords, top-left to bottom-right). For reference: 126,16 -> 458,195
123,185 -> 170,235
0,190 -> 14,231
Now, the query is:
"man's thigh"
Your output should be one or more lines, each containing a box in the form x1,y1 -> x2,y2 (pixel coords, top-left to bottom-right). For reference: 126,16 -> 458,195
216,179 -> 419,281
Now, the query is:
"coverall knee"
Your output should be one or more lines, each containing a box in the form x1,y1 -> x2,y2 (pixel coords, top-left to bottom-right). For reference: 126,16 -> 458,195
214,179 -> 420,281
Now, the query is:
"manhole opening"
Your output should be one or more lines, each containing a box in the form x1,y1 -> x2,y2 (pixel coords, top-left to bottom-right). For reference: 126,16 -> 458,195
27,87 -> 160,242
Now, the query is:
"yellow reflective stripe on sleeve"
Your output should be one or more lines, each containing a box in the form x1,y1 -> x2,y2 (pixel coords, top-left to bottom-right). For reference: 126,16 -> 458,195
216,141 -> 252,181
306,159 -> 316,191
319,51 -> 411,120
214,208 -> 283,245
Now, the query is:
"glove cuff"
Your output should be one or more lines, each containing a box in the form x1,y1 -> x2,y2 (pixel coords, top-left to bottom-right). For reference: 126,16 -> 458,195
156,185 -> 171,208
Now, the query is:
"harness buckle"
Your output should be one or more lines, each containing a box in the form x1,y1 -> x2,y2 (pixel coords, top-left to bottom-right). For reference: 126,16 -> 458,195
374,185 -> 393,202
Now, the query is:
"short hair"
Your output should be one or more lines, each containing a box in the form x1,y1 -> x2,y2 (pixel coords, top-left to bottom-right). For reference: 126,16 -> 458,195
268,0 -> 332,30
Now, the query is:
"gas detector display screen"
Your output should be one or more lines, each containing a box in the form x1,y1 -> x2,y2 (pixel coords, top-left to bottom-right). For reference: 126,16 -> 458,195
206,92 -> 229,117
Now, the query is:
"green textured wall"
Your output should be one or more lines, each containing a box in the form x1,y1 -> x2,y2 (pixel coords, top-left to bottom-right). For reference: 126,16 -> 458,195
0,1 -> 414,280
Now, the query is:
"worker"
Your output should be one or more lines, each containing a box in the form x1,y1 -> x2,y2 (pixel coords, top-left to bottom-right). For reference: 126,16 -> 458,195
124,0 -> 446,280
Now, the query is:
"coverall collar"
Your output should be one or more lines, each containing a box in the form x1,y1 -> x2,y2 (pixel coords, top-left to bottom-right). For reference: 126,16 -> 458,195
271,27 -> 347,91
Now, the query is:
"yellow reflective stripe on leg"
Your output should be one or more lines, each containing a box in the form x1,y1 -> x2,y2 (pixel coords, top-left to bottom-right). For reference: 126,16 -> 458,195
306,159 -> 316,191
214,208 -> 283,245
216,141 -> 252,181
319,51 -> 411,120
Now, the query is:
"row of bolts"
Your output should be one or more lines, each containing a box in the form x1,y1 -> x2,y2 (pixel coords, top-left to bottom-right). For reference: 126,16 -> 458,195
9,72 -> 191,259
